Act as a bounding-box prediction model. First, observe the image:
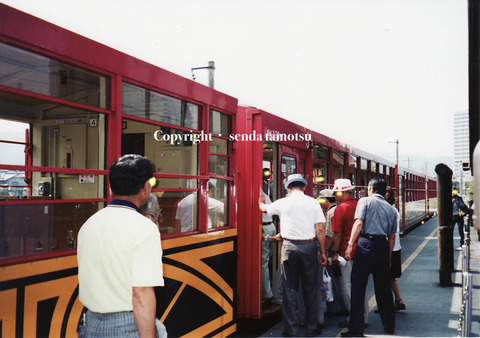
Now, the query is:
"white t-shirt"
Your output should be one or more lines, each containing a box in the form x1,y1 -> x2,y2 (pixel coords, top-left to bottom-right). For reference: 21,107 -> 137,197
175,193 -> 224,231
394,209 -> 401,251
78,200 -> 164,313
263,190 -> 325,240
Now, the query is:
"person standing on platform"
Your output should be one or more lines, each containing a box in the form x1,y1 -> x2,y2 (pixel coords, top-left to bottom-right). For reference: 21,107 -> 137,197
259,173 -> 327,337
384,186 -> 406,311
452,189 -> 471,250
342,178 -> 397,337
261,189 -> 277,307
331,179 -> 369,329
77,154 -> 166,338
318,188 -> 346,316
318,189 -> 337,253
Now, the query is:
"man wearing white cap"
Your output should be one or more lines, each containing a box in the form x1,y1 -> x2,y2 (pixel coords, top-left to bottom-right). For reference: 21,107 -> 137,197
331,178 -> 368,329
259,173 -> 327,337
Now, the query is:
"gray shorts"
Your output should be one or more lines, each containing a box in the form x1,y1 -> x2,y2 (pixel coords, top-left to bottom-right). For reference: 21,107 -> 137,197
78,310 -> 167,337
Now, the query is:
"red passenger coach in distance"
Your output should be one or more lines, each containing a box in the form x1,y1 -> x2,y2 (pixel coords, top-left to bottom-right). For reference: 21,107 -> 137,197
0,4 -> 437,337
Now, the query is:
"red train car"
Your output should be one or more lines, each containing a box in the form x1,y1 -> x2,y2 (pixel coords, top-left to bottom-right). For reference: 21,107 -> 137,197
0,4 -> 238,337
235,107 -> 437,318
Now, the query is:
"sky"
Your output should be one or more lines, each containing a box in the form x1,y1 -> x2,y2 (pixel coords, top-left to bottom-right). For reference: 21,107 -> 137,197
1,0 -> 468,176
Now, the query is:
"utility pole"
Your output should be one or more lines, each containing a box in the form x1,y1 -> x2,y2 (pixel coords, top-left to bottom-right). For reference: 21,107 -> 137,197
191,61 -> 215,88
389,139 -> 399,167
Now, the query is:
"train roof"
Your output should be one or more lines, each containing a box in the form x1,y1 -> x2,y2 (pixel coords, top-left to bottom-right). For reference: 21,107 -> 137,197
239,106 -> 434,180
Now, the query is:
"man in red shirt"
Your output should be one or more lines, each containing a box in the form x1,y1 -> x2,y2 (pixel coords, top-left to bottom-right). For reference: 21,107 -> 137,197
331,179 -> 368,329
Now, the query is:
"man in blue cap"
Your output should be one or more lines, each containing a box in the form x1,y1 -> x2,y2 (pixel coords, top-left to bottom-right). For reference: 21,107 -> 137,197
259,173 -> 327,337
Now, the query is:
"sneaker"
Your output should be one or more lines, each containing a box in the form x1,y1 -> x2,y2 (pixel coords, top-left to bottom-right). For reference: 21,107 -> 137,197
456,246 -> 462,251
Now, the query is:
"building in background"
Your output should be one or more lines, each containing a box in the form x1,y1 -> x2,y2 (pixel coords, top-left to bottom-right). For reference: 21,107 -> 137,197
0,170 -> 27,197
453,111 -> 472,196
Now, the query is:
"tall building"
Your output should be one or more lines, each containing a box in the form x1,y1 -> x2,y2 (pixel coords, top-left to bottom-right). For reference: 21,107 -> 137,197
453,111 -> 472,193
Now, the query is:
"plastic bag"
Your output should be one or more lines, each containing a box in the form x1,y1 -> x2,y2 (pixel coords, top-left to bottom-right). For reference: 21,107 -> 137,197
321,268 -> 334,302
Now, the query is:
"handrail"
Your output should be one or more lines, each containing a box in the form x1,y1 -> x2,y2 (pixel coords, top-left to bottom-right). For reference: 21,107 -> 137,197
456,220 -> 472,337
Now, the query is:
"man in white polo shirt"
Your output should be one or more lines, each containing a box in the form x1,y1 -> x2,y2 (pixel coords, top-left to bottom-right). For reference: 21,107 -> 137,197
77,154 -> 165,337
259,173 -> 327,337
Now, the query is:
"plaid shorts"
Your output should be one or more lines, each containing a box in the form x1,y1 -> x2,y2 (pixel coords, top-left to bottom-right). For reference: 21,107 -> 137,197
78,310 -> 167,338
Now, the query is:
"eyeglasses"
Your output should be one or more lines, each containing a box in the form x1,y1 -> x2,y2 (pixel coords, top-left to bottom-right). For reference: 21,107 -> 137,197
148,177 -> 156,188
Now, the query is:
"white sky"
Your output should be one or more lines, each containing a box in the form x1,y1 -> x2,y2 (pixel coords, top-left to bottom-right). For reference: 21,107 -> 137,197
2,0 -> 467,175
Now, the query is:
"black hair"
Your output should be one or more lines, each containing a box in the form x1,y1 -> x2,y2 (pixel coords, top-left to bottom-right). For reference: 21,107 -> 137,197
326,197 -> 336,203
109,154 -> 153,196
288,181 -> 306,189
385,186 -> 395,205
368,177 -> 387,196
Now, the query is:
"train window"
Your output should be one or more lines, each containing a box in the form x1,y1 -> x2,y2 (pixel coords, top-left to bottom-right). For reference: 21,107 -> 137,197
0,120 -> 29,167
0,80 -> 108,260
263,142 -> 276,200
348,155 -> 357,186
0,42 -> 108,109
209,155 -> 228,176
154,178 -> 197,190
122,120 -> 199,176
333,150 -> 345,180
333,164 -> 344,181
371,162 -> 377,174
122,82 -> 200,130
333,150 -> 345,164
313,144 -> 330,162
313,162 -> 329,198
349,155 -> 357,168
0,103 -> 106,197
208,178 -> 228,228
39,115 -> 104,170
172,191 -> 198,234
361,158 -> 368,170
209,137 -> 229,176
210,110 -> 231,136
207,110 -> 232,228
29,173 -> 104,199
280,154 -> 296,197
313,162 -> 328,185
0,201 -> 103,258
349,167 -> 356,187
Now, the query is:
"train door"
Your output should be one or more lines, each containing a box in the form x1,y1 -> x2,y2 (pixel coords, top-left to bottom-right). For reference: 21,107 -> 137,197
258,142 -> 307,316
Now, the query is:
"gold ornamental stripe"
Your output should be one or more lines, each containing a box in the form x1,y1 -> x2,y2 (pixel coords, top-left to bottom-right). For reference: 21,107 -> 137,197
164,241 -> 234,301
0,255 -> 77,282
162,264 -> 234,338
213,323 -> 237,338
162,228 -> 237,250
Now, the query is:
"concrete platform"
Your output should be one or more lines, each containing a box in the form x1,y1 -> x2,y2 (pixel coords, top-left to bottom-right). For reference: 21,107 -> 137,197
256,216 -> 480,337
